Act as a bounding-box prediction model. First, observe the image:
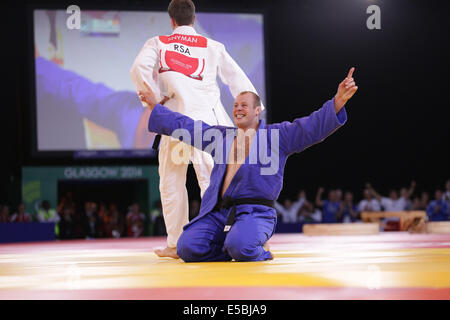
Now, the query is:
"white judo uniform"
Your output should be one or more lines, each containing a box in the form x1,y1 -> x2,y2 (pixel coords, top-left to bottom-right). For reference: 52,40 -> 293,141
130,25 -> 262,248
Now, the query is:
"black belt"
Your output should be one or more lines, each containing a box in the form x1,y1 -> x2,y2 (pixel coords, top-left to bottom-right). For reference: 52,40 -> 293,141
214,197 -> 275,233
152,134 -> 161,150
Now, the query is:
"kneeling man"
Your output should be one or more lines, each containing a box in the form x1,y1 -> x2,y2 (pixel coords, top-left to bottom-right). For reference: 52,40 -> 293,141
139,68 -> 358,262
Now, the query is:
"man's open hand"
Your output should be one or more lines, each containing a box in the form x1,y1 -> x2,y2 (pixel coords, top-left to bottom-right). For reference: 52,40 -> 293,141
334,67 -> 358,113
138,83 -> 170,109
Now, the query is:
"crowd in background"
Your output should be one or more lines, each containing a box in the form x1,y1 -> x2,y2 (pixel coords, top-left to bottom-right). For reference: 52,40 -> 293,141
273,180 -> 450,224
0,180 -> 449,239
0,192 -> 156,240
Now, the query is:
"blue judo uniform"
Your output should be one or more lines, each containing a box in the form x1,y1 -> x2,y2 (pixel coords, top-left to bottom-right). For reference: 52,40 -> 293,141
148,99 -> 347,262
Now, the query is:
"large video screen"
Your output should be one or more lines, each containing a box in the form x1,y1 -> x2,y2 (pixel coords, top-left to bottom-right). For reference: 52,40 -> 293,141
33,9 -> 266,156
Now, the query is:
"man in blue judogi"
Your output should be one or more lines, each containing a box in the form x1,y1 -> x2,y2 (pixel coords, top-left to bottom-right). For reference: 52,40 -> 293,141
138,68 -> 358,262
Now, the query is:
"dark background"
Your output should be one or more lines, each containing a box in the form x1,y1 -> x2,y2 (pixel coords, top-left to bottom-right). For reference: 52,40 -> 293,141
1,0 -> 449,207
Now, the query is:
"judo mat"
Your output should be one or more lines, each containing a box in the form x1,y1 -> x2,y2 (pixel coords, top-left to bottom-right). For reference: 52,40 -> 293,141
1,232 -> 450,300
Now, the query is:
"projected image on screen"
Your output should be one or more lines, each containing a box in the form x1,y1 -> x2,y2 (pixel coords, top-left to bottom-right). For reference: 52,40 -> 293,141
33,10 -> 266,154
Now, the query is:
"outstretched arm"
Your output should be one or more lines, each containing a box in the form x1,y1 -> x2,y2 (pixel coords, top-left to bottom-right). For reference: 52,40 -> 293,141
138,89 -> 225,153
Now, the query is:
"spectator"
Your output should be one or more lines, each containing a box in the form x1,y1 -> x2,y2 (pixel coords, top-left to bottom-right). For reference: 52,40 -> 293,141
126,203 -> 145,238
366,182 -> 414,231
339,191 -> 359,223
427,190 -> 449,221
412,192 -> 429,210
367,181 -> 415,211
98,202 -> 111,237
275,195 -> 305,223
84,202 -> 102,239
10,203 -> 32,223
38,200 -> 59,222
400,184 -> 415,210
37,200 -> 60,237
443,180 -> 450,214
109,203 -> 125,238
358,188 -> 381,212
412,196 -> 421,211
98,202 -> 108,220
0,205 -> 11,223
445,180 -> 450,198
151,200 -> 166,236
315,187 -> 340,223
58,192 -> 74,214
298,201 -> 321,223
59,204 -> 76,239
296,190 -> 310,222
335,189 -> 343,203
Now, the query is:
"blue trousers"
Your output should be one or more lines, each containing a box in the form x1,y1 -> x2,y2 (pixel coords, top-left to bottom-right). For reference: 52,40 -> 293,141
177,207 -> 276,262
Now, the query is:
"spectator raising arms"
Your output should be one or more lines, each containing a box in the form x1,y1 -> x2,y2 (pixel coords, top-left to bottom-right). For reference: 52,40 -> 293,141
366,181 -> 415,211
358,187 -> 381,213
316,187 -> 340,223
274,196 -> 305,223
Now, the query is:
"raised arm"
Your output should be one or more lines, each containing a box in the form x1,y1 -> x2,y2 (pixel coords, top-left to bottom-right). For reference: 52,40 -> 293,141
274,201 -> 287,215
366,183 -> 382,200
405,181 -> 416,199
291,197 -> 306,213
315,187 -> 325,207
217,44 -> 265,110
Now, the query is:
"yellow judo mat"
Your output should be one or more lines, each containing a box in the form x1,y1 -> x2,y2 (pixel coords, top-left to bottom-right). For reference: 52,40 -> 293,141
1,233 -> 449,299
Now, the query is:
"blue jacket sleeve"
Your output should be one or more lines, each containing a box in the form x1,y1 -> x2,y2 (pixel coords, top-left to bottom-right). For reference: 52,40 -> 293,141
148,104 -> 229,152
35,57 -> 142,148
277,98 -> 347,155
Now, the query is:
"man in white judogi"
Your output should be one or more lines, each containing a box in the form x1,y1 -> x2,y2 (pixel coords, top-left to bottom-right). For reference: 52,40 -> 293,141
130,0 -> 262,258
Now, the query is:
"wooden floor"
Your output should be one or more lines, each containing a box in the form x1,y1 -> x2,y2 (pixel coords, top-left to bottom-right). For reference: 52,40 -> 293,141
1,233 -> 450,299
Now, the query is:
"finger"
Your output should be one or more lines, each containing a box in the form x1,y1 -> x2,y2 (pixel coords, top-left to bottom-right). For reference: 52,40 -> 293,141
344,86 -> 358,98
345,78 -> 354,85
345,81 -> 355,89
347,67 -> 355,79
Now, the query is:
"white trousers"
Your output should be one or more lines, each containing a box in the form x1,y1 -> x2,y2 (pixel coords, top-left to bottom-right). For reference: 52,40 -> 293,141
158,135 -> 213,248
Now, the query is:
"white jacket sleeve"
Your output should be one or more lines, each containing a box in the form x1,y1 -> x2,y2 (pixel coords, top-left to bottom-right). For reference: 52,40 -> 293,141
217,45 -> 265,110
130,37 -> 160,107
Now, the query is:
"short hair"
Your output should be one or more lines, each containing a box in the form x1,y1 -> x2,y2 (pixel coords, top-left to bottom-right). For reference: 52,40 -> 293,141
238,91 -> 261,108
168,0 -> 196,26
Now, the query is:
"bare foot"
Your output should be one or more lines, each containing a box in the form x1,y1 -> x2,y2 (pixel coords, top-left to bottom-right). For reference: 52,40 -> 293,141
263,242 -> 274,260
154,246 -> 179,259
